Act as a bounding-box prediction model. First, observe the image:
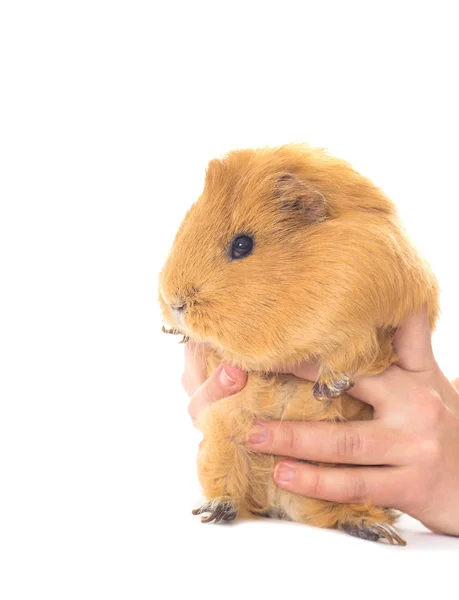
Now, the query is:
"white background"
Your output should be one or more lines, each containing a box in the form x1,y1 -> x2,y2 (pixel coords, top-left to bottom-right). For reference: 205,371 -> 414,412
1,1 -> 459,599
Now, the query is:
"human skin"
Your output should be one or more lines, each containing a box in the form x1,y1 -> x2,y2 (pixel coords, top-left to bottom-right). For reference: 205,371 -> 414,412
183,311 -> 459,536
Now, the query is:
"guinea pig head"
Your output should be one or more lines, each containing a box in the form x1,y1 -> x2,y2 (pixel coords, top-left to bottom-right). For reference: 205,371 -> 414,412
159,145 -> 396,371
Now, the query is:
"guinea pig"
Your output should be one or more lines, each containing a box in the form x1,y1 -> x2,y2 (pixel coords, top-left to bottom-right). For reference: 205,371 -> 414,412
159,144 -> 439,546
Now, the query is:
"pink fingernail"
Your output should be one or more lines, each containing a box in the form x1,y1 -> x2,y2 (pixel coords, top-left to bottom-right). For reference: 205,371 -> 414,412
220,365 -> 240,386
247,424 -> 268,445
274,463 -> 295,484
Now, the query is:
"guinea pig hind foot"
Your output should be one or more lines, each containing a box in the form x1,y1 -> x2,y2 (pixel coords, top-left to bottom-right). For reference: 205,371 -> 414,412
312,376 -> 355,400
340,521 -> 406,546
192,497 -> 239,524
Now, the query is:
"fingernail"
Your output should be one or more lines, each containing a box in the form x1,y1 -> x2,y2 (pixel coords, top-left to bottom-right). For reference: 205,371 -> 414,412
220,365 -> 240,386
247,423 -> 268,445
274,463 -> 295,484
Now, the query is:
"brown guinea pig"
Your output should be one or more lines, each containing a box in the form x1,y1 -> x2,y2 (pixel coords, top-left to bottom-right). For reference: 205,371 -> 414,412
159,144 -> 439,546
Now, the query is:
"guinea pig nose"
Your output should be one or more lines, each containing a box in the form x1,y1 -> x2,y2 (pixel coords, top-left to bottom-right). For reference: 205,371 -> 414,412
171,302 -> 187,313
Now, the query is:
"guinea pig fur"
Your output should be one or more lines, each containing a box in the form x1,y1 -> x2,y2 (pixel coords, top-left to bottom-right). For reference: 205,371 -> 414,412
159,144 -> 439,546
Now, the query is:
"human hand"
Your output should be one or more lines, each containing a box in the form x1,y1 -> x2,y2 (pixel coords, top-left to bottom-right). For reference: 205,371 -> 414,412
181,314 -> 459,536
182,343 -> 247,424
244,311 -> 459,536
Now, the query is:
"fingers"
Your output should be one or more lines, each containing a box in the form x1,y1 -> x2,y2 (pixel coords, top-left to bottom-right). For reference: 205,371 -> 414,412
289,362 -> 320,382
188,364 -> 247,423
342,366 -> 408,409
246,419 -> 406,465
272,460 -> 408,508
182,342 -> 210,397
393,309 -> 436,372
452,377 -> 459,393
280,310 -> 436,410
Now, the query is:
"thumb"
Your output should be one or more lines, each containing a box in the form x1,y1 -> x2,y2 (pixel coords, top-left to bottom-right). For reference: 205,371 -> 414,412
393,309 -> 436,372
188,364 -> 247,423
452,378 -> 459,393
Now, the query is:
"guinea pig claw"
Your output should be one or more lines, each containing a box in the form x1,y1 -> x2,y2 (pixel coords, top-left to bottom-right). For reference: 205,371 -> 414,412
192,497 -> 238,524
161,325 -> 189,343
162,325 -> 179,335
312,377 -> 354,400
341,520 -> 406,546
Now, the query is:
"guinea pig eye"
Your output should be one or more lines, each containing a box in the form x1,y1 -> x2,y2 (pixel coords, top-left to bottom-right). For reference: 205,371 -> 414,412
230,235 -> 254,260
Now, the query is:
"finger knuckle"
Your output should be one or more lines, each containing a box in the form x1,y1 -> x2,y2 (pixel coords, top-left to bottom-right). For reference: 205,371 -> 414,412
286,426 -> 304,454
419,437 -> 442,465
401,476 -> 425,511
346,476 -> 368,503
411,387 -> 445,423
311,472 -> 325,498
336,430 -> 363,459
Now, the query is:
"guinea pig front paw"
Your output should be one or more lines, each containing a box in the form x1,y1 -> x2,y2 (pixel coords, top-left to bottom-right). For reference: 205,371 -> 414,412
192,497 -> 238,524
312,376 -> 354,400
161,325 -> 189,344
162,325 -> 180,335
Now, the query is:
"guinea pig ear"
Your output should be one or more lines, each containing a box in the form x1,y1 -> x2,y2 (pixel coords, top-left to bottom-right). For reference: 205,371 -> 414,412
276,173 -> 328,223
